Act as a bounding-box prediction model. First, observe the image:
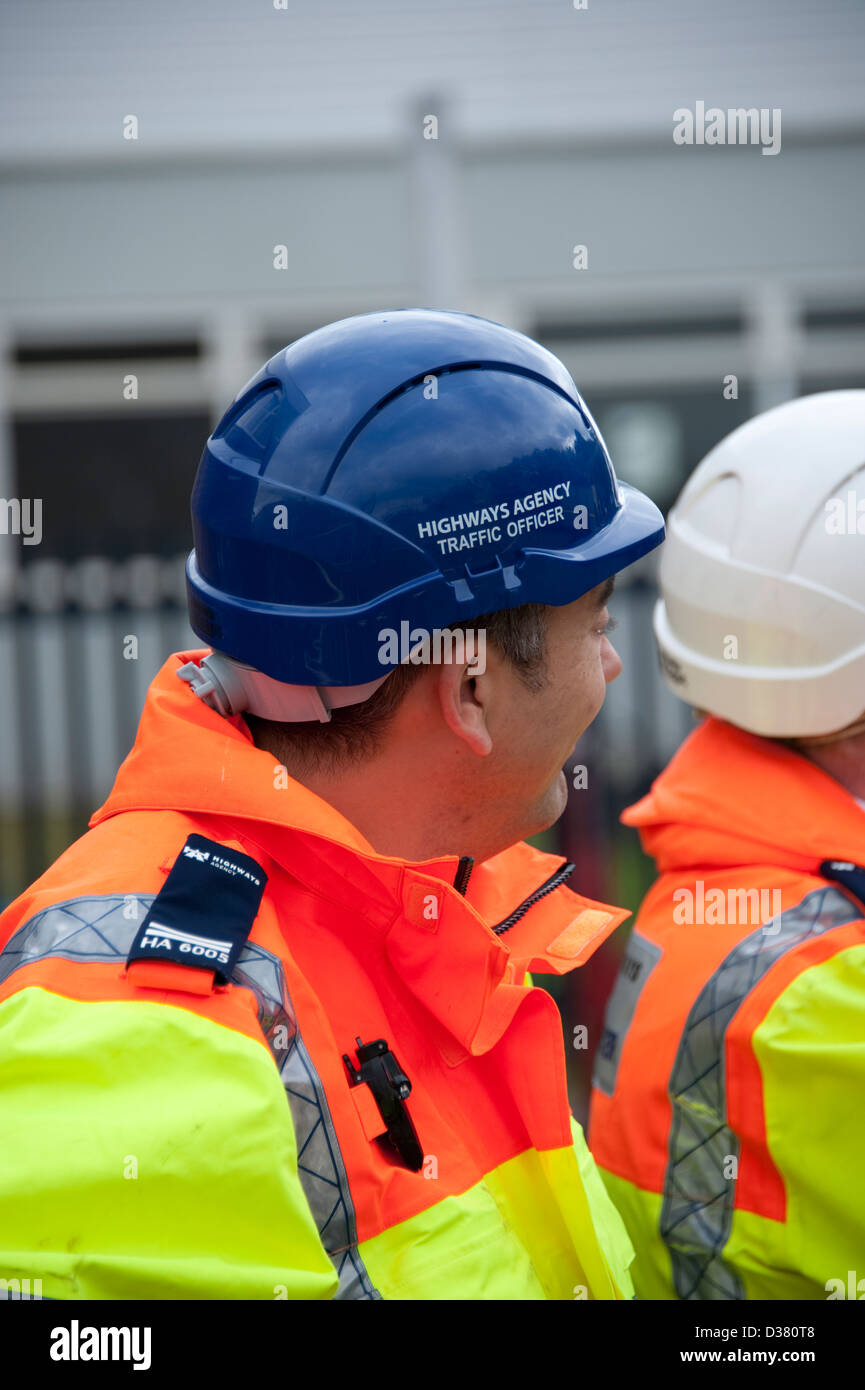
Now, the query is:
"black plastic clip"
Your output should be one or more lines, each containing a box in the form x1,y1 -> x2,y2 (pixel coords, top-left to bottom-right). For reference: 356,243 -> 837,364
342,1036 -> 424,1172
820,859 -> 865,914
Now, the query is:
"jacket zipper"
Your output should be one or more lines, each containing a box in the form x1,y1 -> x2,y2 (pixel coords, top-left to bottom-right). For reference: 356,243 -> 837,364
452,854 -> 577,933
490,858 -> 576,936
453,855 -> 474,896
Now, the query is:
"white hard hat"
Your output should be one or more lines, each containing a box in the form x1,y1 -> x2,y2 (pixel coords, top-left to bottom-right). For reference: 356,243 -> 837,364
654,391 -> 865,738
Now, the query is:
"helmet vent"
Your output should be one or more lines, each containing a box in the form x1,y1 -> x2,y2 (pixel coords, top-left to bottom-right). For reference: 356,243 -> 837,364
215,382 -> 284,466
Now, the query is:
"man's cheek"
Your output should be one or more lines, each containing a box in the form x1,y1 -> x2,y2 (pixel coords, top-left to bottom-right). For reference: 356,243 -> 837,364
572,666 -> 605,731
569,659 -> 596,715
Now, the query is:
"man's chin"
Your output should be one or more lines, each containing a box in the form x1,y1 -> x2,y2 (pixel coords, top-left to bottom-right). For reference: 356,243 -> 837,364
529,770 -> 569,836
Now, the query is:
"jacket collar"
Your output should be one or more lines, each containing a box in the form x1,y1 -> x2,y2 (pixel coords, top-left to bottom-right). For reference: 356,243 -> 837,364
91,651 -> 629,1054
623,714 -> 865,873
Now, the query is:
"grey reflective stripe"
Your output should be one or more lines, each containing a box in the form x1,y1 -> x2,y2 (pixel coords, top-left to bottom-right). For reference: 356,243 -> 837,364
661,884 -> 860,1301
0,895 -> 149,986
233,945 -> 381,1300
592,931 -> 662,1097
0,894 -> 381,1301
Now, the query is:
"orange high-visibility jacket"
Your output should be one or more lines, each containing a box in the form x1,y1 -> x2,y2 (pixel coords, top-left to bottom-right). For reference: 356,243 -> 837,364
0,650 -> 636,1301
589,715 -> 865,1300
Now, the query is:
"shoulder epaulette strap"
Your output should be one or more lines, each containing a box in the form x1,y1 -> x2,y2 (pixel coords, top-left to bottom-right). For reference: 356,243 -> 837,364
126,833 -> 267,993
819,859 -> 865,916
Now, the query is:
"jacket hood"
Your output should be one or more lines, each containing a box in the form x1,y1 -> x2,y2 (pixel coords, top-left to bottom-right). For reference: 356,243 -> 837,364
623,715 -> 865,875
91,651 -> 629,982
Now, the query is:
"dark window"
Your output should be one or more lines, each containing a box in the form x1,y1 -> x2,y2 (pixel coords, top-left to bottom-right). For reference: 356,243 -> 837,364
13,411 -> 209,561
802,306 -> 865,332
536,313 -> 745,344
15,339 -> 201,366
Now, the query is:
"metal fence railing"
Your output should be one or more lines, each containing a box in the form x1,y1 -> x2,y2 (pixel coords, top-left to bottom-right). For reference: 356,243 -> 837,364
0,557 -> 691,909
0,556 -> 195,903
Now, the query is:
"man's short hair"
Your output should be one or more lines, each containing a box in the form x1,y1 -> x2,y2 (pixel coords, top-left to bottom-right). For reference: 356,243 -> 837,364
245,602 -> 549,769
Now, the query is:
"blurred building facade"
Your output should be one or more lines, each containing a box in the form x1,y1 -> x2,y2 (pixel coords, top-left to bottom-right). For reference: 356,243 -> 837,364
2,0 -> 864,1115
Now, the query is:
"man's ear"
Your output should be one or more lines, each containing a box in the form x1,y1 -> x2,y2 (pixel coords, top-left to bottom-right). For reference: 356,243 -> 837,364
436,661 -> 493,757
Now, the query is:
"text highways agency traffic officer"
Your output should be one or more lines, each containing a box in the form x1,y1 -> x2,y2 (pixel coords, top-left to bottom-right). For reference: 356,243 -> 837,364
0,309 -> 665,1300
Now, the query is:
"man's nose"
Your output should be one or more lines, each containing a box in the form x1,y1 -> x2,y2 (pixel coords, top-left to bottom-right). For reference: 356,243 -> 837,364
603,637 -> 623,684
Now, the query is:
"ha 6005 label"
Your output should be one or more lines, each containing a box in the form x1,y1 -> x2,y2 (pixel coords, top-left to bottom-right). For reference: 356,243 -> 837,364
139,921 -> 232,965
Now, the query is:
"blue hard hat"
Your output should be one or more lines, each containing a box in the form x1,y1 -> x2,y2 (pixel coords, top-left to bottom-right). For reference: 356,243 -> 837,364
186,309 -> 665,686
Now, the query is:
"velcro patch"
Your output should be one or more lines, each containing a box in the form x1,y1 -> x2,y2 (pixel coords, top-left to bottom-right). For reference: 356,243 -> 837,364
546,909 -> 614,958
127,834 -> 267,986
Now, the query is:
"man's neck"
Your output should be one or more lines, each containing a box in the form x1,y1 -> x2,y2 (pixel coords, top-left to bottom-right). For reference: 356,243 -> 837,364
797,731 -> 865,803
248,726 -> 529,865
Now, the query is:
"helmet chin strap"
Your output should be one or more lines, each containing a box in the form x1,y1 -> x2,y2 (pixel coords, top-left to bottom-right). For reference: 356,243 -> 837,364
176,652 -> 391,723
